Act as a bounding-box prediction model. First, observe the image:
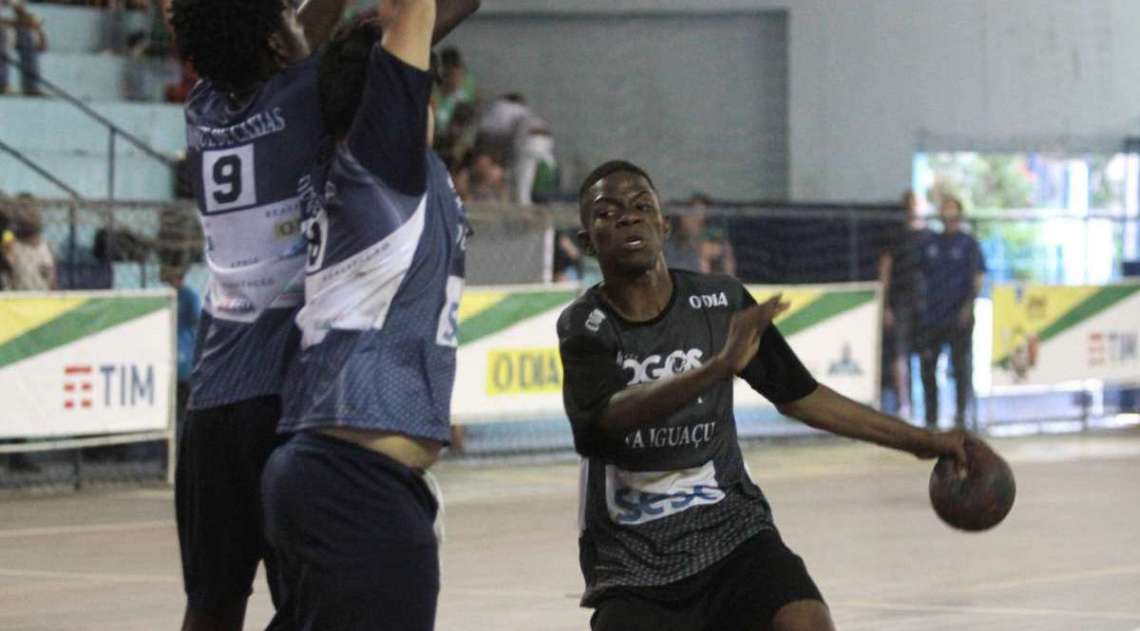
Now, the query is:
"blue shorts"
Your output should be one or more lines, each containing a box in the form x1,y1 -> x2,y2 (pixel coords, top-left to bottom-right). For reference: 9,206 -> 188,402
262,431 -> 440,631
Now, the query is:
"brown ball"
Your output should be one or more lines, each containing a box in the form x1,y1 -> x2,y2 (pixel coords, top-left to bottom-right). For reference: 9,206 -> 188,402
929,437 -> 1016,532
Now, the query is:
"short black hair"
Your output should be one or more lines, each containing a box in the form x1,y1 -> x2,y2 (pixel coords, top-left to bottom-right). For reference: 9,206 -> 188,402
577,160 -> 655,203
171,0 -> 286,92
318,21 -> 382,140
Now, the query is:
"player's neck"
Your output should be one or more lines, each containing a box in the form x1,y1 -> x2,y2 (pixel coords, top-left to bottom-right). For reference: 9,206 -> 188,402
600,262 -> 673,323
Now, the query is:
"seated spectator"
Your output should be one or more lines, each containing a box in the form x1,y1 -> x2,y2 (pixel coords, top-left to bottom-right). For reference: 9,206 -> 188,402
467,148 -> 510,203
434,46 -> 476,132
435,100 -> 477,168
0,1 -> 47,97
1,195 -> 55,290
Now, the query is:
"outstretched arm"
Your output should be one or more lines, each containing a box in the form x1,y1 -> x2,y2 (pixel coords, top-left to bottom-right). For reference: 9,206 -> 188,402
297,0 -> 350,50
382,0 -> 436,70
779,384 -> 967,466
433,0 -> 479,43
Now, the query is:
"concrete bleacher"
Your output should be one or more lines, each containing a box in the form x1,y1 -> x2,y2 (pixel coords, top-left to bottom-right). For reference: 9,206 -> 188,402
1,4 -> 181,200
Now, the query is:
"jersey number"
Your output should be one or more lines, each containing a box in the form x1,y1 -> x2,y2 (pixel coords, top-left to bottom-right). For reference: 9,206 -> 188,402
202,145 -> 257,213
435,275 -> 465,348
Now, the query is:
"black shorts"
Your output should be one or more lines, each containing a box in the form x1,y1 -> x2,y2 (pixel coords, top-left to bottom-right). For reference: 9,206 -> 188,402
591,531 -> 824,631
262,431 -> 440,631
175,395 -> 284,612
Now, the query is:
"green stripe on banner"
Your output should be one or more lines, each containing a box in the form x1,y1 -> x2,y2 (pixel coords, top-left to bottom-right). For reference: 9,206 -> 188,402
0,297 -> 168,370
1036,284 -> 1140,345
458,290 -> 577,346
777,291 -> 876,337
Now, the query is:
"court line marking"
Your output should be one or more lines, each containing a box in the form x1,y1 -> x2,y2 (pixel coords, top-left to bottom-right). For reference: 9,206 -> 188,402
0,567 -> 180,584
0,519 -> 171,539
960,564 -> 1140,593
837,599 -> 1140,621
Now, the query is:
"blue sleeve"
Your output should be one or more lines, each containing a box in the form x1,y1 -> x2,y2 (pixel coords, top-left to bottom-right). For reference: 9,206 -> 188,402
346,44 -> 433,196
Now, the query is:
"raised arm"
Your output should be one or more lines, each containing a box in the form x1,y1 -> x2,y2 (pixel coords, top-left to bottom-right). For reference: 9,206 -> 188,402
432,0 -> 479,43
779,384 -> 967,466
382,0 -> 436,70
297,0 -> 350,50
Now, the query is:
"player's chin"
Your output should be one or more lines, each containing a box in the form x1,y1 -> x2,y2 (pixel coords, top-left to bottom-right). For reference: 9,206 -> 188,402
611,252 -> 659,275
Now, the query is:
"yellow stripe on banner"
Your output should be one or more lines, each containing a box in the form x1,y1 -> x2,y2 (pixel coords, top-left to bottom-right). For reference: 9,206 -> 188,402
457,290 -> 509,324
991,285 -> 1100,362
0,296 -> 90,347
743,287 -> 826,324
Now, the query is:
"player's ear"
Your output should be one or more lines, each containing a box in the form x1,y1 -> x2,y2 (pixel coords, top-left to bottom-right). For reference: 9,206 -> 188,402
577,230 -> 596,257
663,217 -> 672,239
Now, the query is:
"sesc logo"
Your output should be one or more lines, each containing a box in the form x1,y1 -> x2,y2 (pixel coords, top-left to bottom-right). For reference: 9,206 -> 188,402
621,349 -> 704,386
604,461 -> 725,525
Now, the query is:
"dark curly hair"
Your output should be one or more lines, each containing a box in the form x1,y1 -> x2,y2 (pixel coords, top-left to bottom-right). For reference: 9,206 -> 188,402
171,0 -> 286,92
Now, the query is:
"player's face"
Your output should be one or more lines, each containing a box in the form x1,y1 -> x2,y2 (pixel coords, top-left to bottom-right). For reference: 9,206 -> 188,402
940,199 -> 962,231
580,172 -> 667,274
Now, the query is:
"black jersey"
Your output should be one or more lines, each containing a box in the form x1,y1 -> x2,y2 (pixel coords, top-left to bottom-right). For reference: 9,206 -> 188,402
557,270 -> 818,605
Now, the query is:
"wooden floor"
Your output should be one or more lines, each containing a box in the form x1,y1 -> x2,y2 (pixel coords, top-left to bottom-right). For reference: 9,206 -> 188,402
1,428 -> 1138,630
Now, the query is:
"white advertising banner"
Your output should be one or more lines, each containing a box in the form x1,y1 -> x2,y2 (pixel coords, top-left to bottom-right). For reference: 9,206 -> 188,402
0,291 -> 175,439
991,283 -> 1140,388
451,283 -> 881,424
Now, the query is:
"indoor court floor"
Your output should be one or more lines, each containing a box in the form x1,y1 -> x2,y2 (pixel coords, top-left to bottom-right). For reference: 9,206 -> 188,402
1,427 -> 1138,630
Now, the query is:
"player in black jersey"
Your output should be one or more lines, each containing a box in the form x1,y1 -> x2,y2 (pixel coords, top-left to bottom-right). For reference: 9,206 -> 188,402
558,160 -> 969,631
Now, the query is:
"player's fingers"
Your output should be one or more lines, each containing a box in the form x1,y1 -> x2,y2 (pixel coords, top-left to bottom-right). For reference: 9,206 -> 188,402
953,434 -> 970,478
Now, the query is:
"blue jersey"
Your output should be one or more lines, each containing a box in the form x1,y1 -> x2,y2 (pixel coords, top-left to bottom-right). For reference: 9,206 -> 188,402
920,230 -> 986,326
281,46 -> 468,444
183,56 -> 325,409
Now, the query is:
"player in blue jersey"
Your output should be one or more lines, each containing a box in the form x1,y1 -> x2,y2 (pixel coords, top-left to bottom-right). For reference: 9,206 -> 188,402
170,0 -> 480,627
260,4 -> 474,627
169,0 -> 348,629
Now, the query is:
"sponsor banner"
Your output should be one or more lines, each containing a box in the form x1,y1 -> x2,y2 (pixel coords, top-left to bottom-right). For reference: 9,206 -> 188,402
0,291 -> 175,439
991,283 -> 1140,387
452,282 -> 880,424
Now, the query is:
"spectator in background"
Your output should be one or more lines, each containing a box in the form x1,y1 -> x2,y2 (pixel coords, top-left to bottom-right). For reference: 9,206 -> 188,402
161,264 -> 199,435
552,229 -> 582,282
435,100 -> 476,167
476,92 -> 555,204
917,195 -> 985,429
101,0 -> 126,54
122,30 -> 149,101
664,196 -> 709,273
434,46 -> 475,131
0,192 -> 13,284
467,147 -> 510,202
8,1 -> 46,97
879,190 -> 930,418
1,195 -> 55,290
